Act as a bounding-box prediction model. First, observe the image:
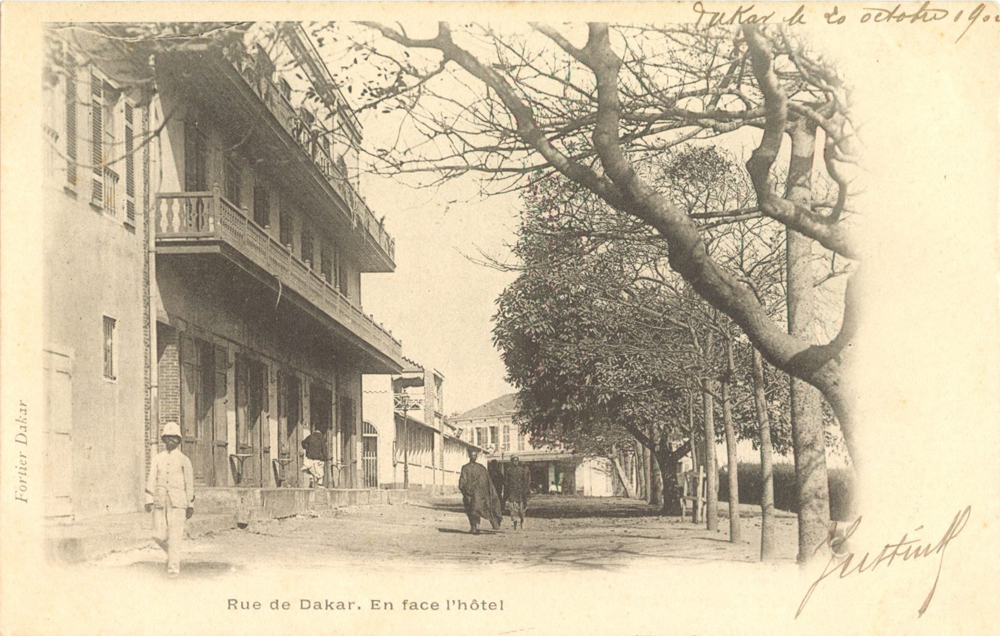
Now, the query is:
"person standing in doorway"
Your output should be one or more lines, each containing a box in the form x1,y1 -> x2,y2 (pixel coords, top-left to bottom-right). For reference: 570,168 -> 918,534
459,448 -> 502,534
506,456 -> 531,531
300,428 -> 329,488
145,421 -> 195,577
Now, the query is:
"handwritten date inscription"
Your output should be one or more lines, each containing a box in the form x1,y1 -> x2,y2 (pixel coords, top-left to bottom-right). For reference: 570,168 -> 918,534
691,2 -> 1000,42
797,506 -> 971,619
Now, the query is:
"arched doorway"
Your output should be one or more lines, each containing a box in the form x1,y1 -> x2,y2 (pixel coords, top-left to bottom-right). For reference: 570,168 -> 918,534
362,421 -> 379,488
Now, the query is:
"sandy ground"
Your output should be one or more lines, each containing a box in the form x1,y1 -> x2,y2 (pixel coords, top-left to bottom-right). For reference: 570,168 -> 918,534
87,495 -> 799,577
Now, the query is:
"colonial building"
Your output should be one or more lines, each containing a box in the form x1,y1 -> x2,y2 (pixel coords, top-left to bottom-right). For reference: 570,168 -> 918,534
362,359 -> 483,492
449,393 -> 620,497
42,22 -> 403,522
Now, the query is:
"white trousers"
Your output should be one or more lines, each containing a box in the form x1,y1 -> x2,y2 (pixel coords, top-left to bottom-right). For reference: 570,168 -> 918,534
152,506 -> 186,574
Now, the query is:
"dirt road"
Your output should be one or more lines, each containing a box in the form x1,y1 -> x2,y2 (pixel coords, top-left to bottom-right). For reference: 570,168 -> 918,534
89,494 -> 798,576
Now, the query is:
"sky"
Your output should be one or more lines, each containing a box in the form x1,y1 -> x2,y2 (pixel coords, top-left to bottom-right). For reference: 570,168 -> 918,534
359,174 -> 521,416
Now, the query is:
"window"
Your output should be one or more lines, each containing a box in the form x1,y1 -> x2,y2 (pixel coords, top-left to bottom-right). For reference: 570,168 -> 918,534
184,120 -> 208,192
279,209 -> 294,248
301,229 -> 314,267
490,426 -> 498,446
102,316 -> 117,380
503,425 -> 510,451
253,179 -> 270,228
320,244 -> 332,284
278,77 -> 291,101
224,157 -> 241,206
518,432 -> 525,451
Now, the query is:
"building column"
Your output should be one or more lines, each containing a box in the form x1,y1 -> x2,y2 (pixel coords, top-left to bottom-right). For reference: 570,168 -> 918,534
156,323 -> 180,450
225,345 -> 236,461
266,361 -> 278,488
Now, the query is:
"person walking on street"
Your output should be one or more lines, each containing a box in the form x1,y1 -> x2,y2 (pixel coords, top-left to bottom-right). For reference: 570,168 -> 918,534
488,459 -> 506,509
300,428 -> 329,488
145,421 -> 195,576
459,448 -> 502,534
506,456 -> 531,531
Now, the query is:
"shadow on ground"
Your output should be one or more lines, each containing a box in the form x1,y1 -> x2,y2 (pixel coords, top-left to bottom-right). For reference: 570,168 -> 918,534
118,560 -> 238,578
423,495 -> 666,520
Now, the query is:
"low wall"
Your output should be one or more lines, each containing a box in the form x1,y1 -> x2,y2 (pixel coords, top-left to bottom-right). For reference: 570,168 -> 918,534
196,488 -> 410,524
383,483 -> 460,496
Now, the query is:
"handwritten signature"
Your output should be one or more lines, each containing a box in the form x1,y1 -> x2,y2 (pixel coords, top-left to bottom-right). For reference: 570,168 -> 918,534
796,506 -> 971,619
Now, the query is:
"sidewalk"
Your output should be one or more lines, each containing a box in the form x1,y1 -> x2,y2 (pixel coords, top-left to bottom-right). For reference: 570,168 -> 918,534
46,487 -> 411,563
46,510 -> 236,564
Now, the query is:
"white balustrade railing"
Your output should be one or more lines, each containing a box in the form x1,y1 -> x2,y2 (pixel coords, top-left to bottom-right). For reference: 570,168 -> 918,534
222,46 -> 396,262
156,191 -> 402,359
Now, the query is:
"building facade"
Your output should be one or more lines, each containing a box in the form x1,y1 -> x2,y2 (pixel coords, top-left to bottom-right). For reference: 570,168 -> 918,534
42,23 -> 403,522
449,393 -> 619,497
363,359 -> 483,492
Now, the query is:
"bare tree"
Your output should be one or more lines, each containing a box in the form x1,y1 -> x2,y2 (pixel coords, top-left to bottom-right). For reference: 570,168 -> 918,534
325,22 -> 860,562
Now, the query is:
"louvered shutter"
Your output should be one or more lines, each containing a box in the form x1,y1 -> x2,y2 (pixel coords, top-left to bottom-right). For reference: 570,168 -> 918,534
125,101 -> 135,224
64,55 -> 77,187
90,71 -> 103,206
143,107 -> 150,215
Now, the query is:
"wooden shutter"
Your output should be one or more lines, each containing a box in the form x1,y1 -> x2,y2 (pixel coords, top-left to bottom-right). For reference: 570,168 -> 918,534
253,180 -> 269,228
102,317 -> 116,380
143,107 -> 150,213
125,102 -> 135,224
64,55 -> 78,187
321,245 -> 332,284
184,121 -> 209,192
90,71 -> 103,205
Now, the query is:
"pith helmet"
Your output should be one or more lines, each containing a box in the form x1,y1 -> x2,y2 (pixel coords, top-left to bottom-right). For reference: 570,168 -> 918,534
161,421 -> 182,439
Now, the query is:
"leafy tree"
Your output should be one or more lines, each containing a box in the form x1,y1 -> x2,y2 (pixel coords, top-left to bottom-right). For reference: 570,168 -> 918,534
320,22 -> 860,561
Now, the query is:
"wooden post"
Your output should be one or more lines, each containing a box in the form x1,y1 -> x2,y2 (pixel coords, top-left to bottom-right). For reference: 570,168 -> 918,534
694,466 -> 704,525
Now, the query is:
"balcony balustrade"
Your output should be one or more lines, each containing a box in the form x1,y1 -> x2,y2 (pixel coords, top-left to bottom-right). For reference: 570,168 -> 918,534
223,44 -> 395,263
155,189 -> 402,364
103,167 -> 120,216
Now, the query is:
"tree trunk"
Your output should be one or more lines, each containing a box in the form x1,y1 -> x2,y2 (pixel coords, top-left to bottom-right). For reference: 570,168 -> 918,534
644,443 -> 653,502
721,356 -> 741,543
786,121 -> 832,564
611,444 -> 635,498
701,379 -> 719,532
635,441 -> 650,503
751,347 -> 778,560
634,439 -> 649,501
649,432 -> 664,508
655,446 -> 683,516
688,392 -> 702,523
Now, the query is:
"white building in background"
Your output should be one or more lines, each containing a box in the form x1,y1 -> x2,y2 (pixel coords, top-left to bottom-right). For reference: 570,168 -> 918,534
448,393 -> 620,497
362,358 -> 484,492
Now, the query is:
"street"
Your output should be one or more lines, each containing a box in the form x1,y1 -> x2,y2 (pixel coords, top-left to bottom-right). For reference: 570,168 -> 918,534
88,495 -> 798,576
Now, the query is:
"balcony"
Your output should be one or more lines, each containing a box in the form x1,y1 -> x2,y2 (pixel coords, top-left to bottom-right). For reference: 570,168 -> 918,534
224,44 -> 395,262
155,43 -> 396,272
155,190 -> 403,370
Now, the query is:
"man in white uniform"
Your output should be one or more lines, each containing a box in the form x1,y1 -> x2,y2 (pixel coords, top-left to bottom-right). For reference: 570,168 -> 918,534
145,421 -> 195,576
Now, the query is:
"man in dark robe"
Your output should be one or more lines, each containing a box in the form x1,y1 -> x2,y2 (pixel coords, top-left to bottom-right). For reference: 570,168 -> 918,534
488,459 -> 506,508
505,456 -> 531,531
458,448 -> 502,534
